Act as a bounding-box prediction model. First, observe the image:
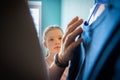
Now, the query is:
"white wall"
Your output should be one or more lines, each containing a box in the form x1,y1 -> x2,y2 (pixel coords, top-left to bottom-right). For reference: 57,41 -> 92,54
61,0 -> 94,31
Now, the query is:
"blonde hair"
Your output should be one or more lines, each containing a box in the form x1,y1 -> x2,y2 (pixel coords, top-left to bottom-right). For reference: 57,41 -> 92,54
43,25 -> 63,57
43,25 -> 63,42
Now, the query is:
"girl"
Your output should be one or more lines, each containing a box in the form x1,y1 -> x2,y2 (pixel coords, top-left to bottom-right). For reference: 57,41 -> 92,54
43,25 -> 68,80
43,25 -> 63,66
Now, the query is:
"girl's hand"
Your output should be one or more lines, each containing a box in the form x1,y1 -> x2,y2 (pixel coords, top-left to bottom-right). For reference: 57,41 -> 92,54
58,16 -> 83,64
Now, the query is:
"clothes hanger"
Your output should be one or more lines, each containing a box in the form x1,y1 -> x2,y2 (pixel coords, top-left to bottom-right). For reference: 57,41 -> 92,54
84,3 -> 100,26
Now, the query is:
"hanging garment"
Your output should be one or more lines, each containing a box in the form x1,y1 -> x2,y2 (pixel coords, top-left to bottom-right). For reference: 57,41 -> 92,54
67,0 -> 120,80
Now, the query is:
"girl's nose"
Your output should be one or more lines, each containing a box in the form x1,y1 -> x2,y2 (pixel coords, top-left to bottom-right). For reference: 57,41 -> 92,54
55,39 -> 60,45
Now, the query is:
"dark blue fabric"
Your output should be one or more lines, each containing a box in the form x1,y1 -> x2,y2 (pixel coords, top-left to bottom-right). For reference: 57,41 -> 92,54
113,52 -> 120,80
67,0 -> 120,80
95,0 -> 110,3
66,42 -> 84,80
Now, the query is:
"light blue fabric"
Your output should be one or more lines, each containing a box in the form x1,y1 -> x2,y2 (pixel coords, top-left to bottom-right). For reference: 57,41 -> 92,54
67,0 -> 120,80
81,6 -> 120,80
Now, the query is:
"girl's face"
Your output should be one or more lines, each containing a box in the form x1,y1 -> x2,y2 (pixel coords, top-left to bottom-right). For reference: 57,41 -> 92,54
45,29 -> 63,54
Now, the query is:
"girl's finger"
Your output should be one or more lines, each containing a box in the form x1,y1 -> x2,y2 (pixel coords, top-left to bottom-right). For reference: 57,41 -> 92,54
67,16 -> 79,27
63,19 -> 83,43
65,27 -> 83,47
70,38 -> 83,49
64,38 -> 83,61
67,19 -> 83,34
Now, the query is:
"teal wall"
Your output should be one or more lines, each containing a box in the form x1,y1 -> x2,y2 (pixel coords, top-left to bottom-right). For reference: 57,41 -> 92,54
42,0 -> 61,34
28,0 -> 61,35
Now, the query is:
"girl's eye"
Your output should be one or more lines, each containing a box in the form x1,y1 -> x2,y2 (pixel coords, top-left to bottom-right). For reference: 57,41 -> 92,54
49,38 -> 54,41
59,37 -> 62,40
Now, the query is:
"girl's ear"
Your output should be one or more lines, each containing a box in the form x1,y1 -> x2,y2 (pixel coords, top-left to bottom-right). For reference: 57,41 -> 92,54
43,41 -> 47,48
